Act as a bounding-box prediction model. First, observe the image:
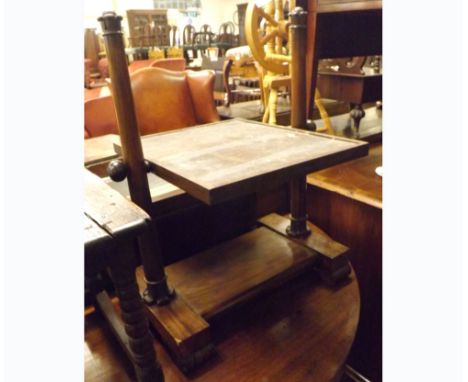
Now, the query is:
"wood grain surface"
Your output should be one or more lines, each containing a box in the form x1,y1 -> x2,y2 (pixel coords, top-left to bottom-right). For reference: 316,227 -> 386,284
138,119 -> 368,204
86,267 -> 360,382
165,226 -> 319,319
84,169 -> 150,240
307,144 -> 382,208
84,214 -> 113,257
84,134 -> 121,167
135,267 -> 212,359
317,0 -> 382,13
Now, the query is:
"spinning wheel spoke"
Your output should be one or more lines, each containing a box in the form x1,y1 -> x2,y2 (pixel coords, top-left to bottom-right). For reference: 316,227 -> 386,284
260,30 -> 278,45
257,6 -> 279,26
265,53 -> 291,62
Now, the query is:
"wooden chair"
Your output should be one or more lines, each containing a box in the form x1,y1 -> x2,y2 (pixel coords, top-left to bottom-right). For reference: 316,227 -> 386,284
194,25 -> 215,57
216,22 -> 238,56
200,55 -> 229,106
182,25 -> 197,61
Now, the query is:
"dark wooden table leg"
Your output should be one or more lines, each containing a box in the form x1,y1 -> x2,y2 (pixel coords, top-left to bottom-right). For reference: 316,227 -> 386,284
288,8 -> 311,238
110,242 -> 164,382
287,176 -> 311,237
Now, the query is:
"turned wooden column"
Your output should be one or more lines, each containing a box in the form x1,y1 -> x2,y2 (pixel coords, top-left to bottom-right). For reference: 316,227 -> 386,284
287,7 -> 311,238
110,243 -> 164,382
98,12 -> 173,305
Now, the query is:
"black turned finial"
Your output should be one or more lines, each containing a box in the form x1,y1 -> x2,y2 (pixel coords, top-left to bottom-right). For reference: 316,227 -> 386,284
98,11 -> 123,34
107,159 -> 128,182
306,119 -> 317,131
289,7 -> 307,27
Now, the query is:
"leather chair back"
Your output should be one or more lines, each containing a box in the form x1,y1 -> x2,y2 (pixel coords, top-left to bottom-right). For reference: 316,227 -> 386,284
128,59 -> 155,74
150,58 -> 186,71
84,67 -> 219,138
130,67 -> 220,135
84,95 -> 118,138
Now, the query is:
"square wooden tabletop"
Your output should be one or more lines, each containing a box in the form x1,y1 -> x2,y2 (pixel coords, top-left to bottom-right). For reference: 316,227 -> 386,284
136,119 -> 368,205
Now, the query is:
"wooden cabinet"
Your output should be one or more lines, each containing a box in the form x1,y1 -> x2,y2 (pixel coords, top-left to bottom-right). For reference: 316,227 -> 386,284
126,9 -> 168,47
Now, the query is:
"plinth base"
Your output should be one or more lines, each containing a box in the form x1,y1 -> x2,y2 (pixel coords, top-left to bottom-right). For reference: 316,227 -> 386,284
136,213 -> 350,371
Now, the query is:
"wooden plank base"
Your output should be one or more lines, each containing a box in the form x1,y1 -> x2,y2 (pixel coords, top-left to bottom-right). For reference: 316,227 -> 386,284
135,267 -> 213,372
135,214 -> 351,373
259,213 -> 351,285
165,225 -> 319,319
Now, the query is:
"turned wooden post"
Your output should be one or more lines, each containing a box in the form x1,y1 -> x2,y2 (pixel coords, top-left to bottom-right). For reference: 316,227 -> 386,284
287,7 -> 310,237
98,12 -> 173,305
110,243 -> 164,382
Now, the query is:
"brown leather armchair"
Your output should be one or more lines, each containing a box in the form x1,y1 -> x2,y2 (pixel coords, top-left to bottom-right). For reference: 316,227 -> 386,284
150,58 -> 186,71
84,67 -> 219,138
127,59 -> 155,74
130,67 -> 220,135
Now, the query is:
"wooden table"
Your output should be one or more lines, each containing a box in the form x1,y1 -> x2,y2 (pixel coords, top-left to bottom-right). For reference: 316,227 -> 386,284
84,169 -> 164,382
84,134 -> 120,177
307,144 -> 382,381
112,118 -> 369,371
137,119 -> 368,205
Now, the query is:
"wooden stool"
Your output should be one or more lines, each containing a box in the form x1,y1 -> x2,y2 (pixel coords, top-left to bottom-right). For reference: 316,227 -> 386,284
84,169 -> 164,382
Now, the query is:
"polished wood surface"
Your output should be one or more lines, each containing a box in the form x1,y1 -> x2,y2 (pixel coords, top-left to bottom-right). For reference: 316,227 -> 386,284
165,225 -> 318,319
307,143 -> 382,381
84,134 -> 120,167
135,119 -> 368,205
317,72 -> 382,104
307,144 -> 382,208
84,169 -> 150,242
86,266 -> 360,382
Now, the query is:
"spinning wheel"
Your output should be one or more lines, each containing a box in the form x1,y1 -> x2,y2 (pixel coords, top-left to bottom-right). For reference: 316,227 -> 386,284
245,0 -> 331,130
246,0 -> 291,76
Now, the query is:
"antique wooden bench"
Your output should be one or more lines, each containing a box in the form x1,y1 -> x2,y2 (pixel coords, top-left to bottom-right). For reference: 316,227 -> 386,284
84,168 -> 164,382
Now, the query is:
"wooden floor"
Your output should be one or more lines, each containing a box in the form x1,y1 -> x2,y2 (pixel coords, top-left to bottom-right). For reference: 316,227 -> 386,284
85,269 -> 360,382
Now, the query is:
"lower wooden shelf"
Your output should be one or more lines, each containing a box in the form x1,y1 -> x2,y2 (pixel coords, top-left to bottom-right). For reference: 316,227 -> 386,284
166,225 -> 319,319
136,213 -> 351,371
